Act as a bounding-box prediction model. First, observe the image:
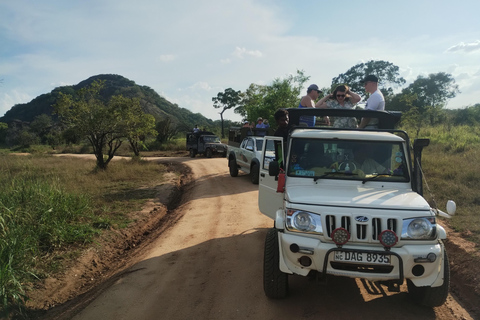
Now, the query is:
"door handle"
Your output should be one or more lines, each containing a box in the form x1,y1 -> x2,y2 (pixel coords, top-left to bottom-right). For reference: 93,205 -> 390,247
260,173 -> 265,177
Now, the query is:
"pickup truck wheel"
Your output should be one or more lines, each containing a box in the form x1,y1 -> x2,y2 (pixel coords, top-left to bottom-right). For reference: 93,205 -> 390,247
206,148 -> 213,158
229,159 -> 238,177
407,249 -> 450,307
189,149 -> 196,158
264,228 -> 288,299
251,164 -> 259,184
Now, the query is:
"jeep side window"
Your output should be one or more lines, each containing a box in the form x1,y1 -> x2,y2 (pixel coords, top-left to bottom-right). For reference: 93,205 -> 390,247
246,139 -> 254,151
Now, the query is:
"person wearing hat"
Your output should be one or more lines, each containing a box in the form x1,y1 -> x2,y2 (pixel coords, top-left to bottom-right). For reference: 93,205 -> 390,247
243,120 -> 250,128
255,117 -> 265,128
255,117 -> 268,136
358,75 -> 385,129
298,84 -> 329,127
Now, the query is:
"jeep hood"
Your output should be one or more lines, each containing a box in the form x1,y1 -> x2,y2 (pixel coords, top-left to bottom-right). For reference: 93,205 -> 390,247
285,184 -> 430,210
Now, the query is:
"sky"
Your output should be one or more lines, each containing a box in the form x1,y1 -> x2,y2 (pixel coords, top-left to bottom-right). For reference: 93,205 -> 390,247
1,0 -> 479,123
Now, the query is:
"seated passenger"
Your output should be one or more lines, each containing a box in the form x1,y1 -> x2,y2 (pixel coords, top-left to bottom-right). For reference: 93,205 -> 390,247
354,146 -> 387,175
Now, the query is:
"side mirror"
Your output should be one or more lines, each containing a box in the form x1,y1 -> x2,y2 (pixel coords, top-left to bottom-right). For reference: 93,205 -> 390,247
446,200 -> 456,215
269,160 -> 280,176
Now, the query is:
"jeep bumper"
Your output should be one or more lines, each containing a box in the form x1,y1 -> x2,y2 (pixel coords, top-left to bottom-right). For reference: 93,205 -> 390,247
277,231 -> 445,287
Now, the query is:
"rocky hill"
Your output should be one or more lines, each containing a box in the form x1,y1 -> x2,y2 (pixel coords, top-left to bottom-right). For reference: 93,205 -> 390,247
0,74 -> 216,130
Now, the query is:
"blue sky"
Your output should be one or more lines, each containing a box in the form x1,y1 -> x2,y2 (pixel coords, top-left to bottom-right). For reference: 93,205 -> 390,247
1,0 -> 479,122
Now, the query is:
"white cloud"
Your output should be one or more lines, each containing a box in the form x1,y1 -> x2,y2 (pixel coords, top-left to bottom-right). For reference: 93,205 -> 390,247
157,54 -> 176,62
232,47 -> 263,59
0,90 -> 32,117
446,40 -> 480,53
190,82 -> 212,91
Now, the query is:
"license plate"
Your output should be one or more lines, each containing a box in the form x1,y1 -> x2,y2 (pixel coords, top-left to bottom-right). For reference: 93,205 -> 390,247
333,251 -> 391,265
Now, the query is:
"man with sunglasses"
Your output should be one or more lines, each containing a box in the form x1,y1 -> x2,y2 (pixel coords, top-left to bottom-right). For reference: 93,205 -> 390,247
358,75 -> 385,129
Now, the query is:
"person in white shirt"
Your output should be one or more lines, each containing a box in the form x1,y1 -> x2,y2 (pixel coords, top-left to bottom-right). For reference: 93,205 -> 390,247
358,75 -> 385,129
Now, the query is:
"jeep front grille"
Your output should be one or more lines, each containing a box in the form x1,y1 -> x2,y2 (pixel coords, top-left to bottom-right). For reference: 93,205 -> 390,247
325,215 -> 399,243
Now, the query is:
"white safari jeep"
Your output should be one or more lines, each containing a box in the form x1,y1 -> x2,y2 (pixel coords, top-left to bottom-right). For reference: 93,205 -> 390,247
259,108 -> 456,307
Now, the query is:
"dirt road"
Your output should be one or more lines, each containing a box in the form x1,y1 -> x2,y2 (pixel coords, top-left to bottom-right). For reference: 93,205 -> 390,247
63,157 -> 474,320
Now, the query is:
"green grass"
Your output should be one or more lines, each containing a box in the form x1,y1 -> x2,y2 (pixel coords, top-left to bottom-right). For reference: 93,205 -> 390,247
0,154 -> 167,317
402,124 -> 480,245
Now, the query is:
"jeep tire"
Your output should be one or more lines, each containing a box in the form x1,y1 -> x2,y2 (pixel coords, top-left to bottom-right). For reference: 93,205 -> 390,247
189,149 -> 196,158
407,248 -> 450,307
263,228 -> 288,299
229,158 -> 238,177
251,163 -> 259,184
206,148 -> 213,158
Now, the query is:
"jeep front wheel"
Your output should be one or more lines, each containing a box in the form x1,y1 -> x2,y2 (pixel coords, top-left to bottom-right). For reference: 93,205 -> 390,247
229,159 -> 238,177
206,148 -> 213,158
263,228 -> 288,299
407,248 -> 450,307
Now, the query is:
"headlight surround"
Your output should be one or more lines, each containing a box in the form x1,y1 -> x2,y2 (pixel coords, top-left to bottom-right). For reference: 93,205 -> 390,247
286,209 -> 323,234
401,217 -> 436,240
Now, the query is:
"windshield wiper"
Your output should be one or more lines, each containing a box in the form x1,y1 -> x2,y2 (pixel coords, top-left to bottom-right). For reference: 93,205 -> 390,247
361,174 -> 392,184
313,171 -> 358,182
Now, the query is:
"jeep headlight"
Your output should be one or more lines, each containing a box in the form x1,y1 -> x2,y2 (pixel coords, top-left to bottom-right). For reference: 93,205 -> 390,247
401,217 -> 436,240
286,209 -> 323,234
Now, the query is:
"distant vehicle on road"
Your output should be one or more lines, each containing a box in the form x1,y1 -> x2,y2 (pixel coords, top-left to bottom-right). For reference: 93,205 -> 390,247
186,131 -> 227,158
227,127 -> 275,184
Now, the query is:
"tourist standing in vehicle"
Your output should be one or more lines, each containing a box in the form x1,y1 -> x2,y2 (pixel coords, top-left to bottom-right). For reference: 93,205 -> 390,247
274,109 -> 289,142
298,84 -> 322,127
263,119 -> 270,128
316,85 -> 361,128
358,75 -> 385,129
256,117 -> 268,136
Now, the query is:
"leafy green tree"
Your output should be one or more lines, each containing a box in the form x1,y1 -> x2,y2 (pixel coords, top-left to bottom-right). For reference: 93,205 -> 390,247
400,72 -> 459,112
237,84 -> 267,123
213,88 -> 241,138
237,70 -> 309,126
390,72 -> 459,128
331,60 -> 406,99
54,80 -> 155,170
155,117 -> 179,144
124,104 -> 157,157
449,103 -> 480,126
29,114 -> 53,144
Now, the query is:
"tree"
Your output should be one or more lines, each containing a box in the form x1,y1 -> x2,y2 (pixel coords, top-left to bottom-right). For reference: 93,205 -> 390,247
213,88 -> 241,138
124,105 -> 157,157
155,117 -> 179,144
390,72 -> 459,128
29,114 -> 53,144
236,83 -> 267,120
331,60 -> 406,99
237,70 -> 309,126
54,80 -> 155,170
400,72 -> 459,112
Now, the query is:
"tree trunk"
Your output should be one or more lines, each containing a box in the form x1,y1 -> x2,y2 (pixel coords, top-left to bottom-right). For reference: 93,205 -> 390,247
220,111 -> 225,138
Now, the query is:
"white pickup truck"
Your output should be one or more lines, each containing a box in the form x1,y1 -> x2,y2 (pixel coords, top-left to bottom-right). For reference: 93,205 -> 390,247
258,108 -> 456,307
227,127 -> 274,184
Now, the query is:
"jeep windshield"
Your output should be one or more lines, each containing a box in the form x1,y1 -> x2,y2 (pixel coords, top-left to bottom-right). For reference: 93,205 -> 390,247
203,135 -> 221,143
287,138 -> 409,182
